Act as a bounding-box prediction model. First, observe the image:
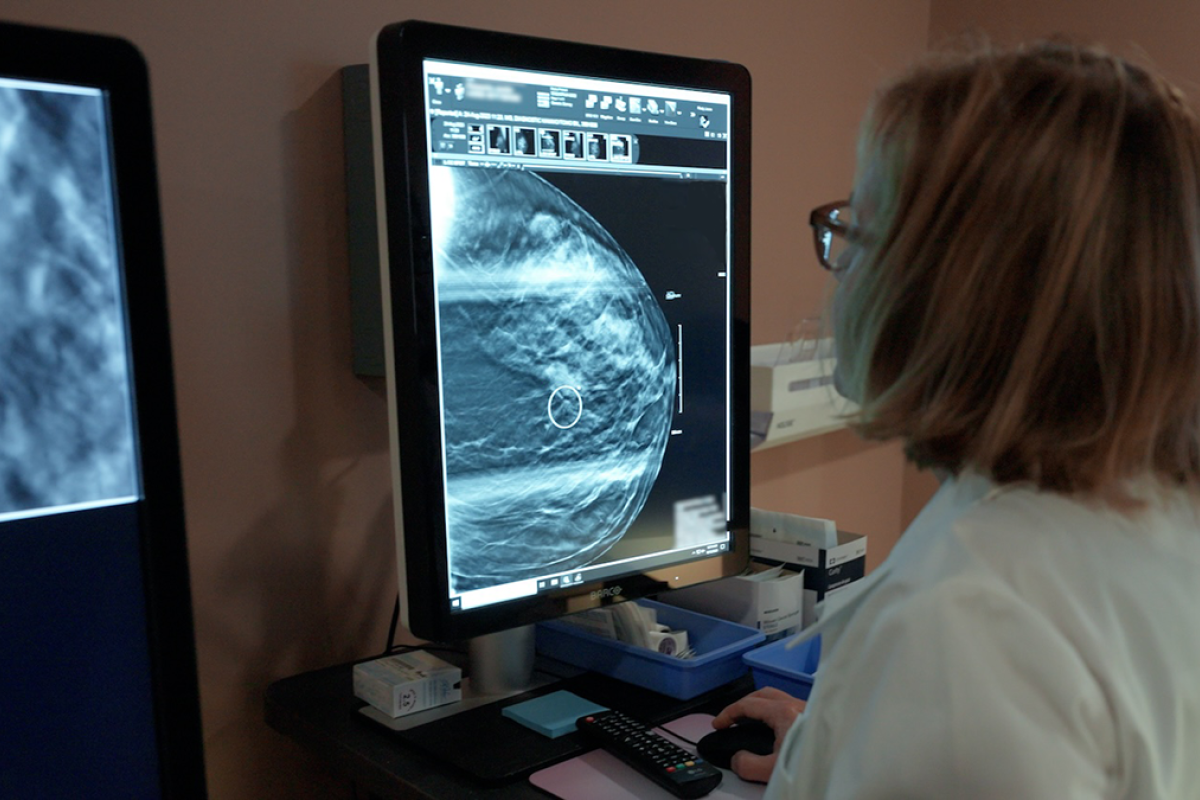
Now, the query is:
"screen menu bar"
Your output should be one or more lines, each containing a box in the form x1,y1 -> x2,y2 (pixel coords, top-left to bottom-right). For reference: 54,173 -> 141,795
424,59 -> 731,177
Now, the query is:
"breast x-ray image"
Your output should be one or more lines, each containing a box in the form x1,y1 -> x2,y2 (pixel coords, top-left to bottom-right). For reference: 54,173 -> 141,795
0,85 -> 137,518
429,166 -> 677,593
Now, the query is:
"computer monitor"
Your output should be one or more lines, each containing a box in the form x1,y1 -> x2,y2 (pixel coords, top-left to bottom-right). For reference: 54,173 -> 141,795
371,21 -> 752,648
0,21 -> 206,798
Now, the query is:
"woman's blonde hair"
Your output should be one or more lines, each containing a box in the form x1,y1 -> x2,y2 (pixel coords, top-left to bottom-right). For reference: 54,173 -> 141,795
836,40 -> 1200,495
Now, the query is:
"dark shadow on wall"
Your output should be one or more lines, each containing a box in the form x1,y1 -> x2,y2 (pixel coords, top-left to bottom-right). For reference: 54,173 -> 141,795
207,69 -> 398,798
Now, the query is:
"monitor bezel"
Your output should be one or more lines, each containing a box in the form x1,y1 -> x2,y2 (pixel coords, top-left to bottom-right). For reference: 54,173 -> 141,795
0,20 -> 207,797
372,20 -> 752,641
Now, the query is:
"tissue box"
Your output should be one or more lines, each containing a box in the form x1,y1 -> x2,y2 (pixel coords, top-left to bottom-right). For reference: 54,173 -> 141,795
352,651 -> 462,718
656,562 -> 804,640
751,530 -> 867,627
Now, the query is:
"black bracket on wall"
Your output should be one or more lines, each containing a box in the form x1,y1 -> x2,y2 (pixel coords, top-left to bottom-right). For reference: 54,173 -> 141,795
342,63 -> 385,378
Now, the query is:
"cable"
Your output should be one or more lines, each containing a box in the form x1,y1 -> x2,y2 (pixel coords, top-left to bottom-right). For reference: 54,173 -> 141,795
384,593 -> 400,656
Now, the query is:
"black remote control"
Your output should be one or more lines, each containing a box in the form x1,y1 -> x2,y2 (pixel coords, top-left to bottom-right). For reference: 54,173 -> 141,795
576,710 -> 723,799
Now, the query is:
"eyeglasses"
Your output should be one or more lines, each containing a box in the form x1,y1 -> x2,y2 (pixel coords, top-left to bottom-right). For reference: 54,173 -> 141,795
809,200 -> 858,272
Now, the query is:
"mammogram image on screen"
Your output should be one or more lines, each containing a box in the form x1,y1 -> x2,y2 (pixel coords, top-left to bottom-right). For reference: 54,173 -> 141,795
430,166 -> 676,593
0,84 -> 137,517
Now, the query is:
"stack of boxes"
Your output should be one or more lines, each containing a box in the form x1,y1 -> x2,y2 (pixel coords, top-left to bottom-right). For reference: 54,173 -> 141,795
661,509 -> 867,636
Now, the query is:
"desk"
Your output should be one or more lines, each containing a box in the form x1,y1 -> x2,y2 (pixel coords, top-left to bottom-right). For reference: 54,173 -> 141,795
265,657 -> 754,799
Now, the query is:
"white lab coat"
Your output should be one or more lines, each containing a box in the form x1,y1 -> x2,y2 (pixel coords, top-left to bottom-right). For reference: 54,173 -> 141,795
765,470 -> 1200,799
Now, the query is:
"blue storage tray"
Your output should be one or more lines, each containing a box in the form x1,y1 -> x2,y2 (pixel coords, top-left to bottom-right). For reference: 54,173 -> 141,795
742,634 -> 821,700
535,600 -> 766,700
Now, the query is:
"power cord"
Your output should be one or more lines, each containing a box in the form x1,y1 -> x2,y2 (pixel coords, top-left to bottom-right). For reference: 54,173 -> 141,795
380,593 -> 468,661
383,593 -> 400,656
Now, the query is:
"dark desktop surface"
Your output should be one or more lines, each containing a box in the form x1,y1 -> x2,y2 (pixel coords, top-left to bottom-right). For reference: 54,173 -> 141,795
265,652 -> 754,799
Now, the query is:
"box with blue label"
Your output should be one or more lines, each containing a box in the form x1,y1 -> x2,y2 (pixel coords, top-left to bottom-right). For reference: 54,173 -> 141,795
743,634 -> 821,700
535,600 -> 766,699
751,528 -> 866,627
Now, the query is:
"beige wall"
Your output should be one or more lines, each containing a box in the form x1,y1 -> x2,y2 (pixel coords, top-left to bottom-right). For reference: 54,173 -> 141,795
0,2 -> 934,796
931,0 -> 1200,94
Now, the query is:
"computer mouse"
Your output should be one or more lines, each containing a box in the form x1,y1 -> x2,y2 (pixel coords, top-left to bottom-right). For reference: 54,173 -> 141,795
695,720 -> 776,770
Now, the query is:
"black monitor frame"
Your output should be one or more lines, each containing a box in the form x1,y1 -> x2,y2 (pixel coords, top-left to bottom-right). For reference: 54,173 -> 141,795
372,20 -> 752,642
0,21 -> 206,798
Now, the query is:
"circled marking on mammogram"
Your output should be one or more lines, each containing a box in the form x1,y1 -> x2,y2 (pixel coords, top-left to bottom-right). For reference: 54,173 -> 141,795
548,385 -> 584,429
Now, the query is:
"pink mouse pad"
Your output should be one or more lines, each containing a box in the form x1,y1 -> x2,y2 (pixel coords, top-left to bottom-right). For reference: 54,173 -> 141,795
528,713 -> 765,800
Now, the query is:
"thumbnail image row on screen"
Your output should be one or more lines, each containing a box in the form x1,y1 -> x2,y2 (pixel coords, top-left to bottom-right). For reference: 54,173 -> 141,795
470,123 -> 632,163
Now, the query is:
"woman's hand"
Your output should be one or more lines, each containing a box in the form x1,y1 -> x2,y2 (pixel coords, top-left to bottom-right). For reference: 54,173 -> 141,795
710,687 -> 807,783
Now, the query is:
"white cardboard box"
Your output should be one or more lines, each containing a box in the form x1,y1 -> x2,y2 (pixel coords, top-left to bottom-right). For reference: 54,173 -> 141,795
751,530 -> 867,627
751,339 -> 838,410
352,651 -> 462,718
750,340 -> 852,448
658,562 -> 805,640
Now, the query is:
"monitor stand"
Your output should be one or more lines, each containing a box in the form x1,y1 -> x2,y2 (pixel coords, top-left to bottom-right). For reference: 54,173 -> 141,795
357,626 -> 725,783
466,624 -> 542,696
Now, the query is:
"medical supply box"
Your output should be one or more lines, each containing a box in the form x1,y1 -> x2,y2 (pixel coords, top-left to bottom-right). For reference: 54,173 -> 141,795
749,339 -> 848,447
751,529 -> 867,627
352,650 -> 462,718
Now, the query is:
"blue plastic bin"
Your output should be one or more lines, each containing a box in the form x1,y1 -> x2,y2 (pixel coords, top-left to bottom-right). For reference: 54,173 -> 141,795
535,600 -> 766,700
742,634 -> 821,700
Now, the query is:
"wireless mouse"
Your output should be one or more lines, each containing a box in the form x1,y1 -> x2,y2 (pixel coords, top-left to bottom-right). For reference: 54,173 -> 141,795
695,720 -> 776,770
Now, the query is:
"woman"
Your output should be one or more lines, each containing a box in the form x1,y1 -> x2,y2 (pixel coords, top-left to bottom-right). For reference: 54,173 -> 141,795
715,41 -> 1200,797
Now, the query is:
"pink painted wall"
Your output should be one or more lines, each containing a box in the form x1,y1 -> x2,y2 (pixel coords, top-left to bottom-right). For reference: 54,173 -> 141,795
0,2 -> 932,796
931,0 -> 1200,93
